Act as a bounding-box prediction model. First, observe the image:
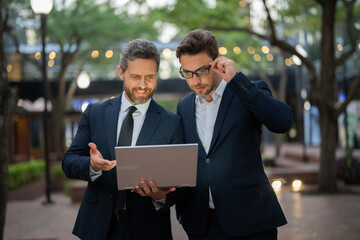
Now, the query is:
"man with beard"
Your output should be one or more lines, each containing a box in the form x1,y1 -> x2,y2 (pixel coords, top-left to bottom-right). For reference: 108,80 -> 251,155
175,29 -> 293,240
62,39 -> 183,240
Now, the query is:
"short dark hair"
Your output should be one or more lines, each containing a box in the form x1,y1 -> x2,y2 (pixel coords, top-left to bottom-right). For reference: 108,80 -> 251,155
119,39 -> 160,72
176,29 -> 219,60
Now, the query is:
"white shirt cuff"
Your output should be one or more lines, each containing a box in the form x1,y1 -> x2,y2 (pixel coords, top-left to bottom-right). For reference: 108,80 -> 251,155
152,196 -> 166,211
89,165 -> 102,182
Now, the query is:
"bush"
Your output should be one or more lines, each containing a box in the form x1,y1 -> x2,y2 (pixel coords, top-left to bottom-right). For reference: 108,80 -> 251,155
156,99 -> 180,113
50,164 -> 66,180
337,147 -> 360,184
8,159 -> 45,190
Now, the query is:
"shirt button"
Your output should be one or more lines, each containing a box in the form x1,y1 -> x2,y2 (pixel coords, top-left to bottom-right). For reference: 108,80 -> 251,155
206,158 -> 210,164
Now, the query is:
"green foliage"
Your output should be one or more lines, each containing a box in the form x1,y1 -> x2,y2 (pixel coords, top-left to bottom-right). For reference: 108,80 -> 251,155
8,160 -> 65,190
337,146 -> 360,184
139,0 -> 273,71
134,0 -> 359,82
47,0 -> 157,53
156,99 -> 181,113
8,160 -> 45,190
50,164 -> 66,180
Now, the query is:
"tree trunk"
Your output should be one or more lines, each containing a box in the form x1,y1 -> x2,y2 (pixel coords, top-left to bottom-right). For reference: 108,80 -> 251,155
317,0 -> 338,192
0,0 -> 16,235
318,110 -> 338,191
52,58 -> 72,160
276,51 -> 289,158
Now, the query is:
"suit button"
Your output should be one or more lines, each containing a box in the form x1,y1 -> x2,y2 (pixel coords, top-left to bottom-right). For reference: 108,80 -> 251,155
109,195 -> 113,199
206,158 -> 210,164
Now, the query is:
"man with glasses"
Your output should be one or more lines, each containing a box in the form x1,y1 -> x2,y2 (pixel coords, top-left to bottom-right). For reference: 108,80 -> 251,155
175,29 -> 293,240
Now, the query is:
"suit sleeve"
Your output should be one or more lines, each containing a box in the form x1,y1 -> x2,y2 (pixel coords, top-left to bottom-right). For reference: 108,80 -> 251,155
62,104 -> 93,182
228,72 -> 293,133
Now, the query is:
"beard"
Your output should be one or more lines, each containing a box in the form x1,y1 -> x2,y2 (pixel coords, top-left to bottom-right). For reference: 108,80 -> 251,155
191,72 -> 220,99
123,83 -> 156,105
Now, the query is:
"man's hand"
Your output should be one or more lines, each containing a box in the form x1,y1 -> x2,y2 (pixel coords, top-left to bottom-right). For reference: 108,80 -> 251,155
210,56 -> 237,82
89,142 -> 116,172
131,179 -> 176,200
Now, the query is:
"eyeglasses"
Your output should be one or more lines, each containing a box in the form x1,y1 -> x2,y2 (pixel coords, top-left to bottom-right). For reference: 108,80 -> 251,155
179,65 -> 211,79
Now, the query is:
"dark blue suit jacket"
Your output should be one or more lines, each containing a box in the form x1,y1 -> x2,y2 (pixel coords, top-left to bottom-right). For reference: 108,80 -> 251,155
62,95 -> 183,240
176,72 -> 293,238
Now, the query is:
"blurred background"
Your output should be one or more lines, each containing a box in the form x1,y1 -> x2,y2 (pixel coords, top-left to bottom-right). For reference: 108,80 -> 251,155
1,0 -> 360,239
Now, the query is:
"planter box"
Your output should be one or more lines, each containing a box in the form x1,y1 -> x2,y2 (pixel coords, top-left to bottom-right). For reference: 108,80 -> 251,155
69,180 -> 87,203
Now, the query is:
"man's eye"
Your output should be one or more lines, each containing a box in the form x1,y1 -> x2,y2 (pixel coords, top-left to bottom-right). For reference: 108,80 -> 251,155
145,75 -> 156,80
196,69 -> 207,75
183,71 -> 192,76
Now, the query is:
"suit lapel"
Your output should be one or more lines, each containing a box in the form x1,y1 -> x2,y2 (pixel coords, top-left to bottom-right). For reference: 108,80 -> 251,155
105,96 -> 121,161
208,85 -> 233,154
136,99 -> 161,146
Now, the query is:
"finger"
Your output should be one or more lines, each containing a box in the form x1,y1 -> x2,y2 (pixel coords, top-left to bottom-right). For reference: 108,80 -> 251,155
148,180 -> 159,193
88,142 -> 97,155
211,65 -> 224,76
102,160 -> 117,171
109,160 -> 117,167
211,59 -> 225,74
209,54 -> 221,65
140,180 -> 152,194
216,59 -> 227,73
160,187 -> 175,194
134,185 -> 146,196
210,58 -> 220,69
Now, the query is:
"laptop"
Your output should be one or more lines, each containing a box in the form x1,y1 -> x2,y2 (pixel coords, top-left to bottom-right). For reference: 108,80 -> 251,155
115,143 -> 198,190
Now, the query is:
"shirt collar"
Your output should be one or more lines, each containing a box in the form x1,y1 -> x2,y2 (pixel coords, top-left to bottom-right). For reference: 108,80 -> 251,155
121,92 -> 151,115
196,79 -> 227,104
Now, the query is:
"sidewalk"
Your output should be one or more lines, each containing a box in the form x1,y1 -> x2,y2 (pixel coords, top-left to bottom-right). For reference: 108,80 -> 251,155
4,183 -> 360,240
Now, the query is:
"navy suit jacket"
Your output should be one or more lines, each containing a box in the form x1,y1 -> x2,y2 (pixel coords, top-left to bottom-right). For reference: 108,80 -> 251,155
62,95 -> 183,240
176,72 -> 293,238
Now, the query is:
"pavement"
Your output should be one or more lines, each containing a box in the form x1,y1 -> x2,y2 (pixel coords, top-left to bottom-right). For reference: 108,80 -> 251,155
4,143 -> 360,240
4,183 -> 360,240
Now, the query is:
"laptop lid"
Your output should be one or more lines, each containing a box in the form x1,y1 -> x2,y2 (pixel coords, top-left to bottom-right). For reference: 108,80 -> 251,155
115,143 -> 198,190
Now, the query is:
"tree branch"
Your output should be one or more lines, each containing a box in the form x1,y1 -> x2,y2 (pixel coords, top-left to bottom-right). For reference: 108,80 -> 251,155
254,71 -> 277,98
262,0 -> 276,41
205,25 -> 267,41
336,71 -> 360,117
315,0 -> 324,6
336,0 -> 356,66
8,29 -> 41,70
205,25 -> 320,105
2,8 -> 9,32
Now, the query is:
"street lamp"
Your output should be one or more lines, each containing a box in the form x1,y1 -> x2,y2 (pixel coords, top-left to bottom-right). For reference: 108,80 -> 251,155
30,0 -> 54,205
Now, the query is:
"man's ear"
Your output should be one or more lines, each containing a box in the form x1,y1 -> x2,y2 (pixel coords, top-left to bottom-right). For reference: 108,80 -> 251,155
118,65 -> 124,81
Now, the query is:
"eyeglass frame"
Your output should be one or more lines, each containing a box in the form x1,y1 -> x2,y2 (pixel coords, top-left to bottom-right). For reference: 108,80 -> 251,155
179,65 -> 212,79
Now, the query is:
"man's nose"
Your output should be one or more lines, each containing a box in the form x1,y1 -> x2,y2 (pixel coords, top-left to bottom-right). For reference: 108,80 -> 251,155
138,78 -> 147,88
192,74 -> 201,84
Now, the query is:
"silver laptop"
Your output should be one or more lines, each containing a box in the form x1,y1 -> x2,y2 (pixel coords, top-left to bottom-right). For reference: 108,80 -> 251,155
115,143 -> 198,190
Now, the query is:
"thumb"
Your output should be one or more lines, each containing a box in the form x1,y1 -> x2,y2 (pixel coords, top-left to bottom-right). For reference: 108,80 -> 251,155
88,142 -> 97,155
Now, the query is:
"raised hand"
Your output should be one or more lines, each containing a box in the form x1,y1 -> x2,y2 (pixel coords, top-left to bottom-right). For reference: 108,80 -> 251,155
88,142 -> 116,172
210,56 -> 237,82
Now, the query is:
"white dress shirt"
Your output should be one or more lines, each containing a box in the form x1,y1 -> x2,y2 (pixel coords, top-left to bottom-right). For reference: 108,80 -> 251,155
116,93 -> 151,147
90,92 -> 151,181
195,79 -> 227,209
